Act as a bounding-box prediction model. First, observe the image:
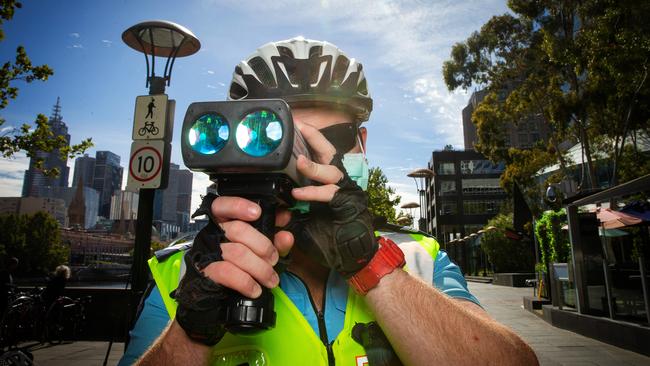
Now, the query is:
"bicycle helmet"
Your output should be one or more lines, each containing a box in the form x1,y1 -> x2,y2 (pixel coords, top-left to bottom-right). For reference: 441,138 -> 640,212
228,36 -> 372,122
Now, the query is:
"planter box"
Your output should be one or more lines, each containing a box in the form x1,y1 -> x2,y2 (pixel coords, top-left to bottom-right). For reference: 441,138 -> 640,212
523,295 -> 551,311
492,272 -> 536,287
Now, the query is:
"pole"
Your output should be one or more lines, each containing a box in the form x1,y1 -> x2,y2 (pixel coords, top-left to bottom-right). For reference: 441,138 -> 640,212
131,76 -> 166,293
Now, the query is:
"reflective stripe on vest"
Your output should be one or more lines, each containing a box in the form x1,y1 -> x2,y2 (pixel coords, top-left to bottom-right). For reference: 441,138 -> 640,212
148,234 -> 440,365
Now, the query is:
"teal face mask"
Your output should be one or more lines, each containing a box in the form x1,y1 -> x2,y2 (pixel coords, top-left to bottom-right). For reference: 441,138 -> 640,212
342,153 -> 369,191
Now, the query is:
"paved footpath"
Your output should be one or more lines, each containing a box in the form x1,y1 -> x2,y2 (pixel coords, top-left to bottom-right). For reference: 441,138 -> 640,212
468,282 -> 650,366
27,282 -> 650,365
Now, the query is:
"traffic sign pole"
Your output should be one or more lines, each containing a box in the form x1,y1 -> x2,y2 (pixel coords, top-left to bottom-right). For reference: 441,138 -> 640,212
131,92 -> 174,294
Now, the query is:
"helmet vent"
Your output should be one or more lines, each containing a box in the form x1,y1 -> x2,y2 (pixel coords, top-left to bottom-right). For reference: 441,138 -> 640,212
332,56 -> 350,86
358,78 -> 368,96
248,56 -> 277,88
277,46 -> 294,59
309,46 -> 323,59
229,82 -> 248,100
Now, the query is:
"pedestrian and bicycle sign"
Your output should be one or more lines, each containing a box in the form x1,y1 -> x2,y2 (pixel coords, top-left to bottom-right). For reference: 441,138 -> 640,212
132,94 -> 169,140
126,140 -> 169,190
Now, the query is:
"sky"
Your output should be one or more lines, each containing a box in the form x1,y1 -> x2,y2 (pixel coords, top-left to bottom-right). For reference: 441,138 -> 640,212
0,0 -> 510,219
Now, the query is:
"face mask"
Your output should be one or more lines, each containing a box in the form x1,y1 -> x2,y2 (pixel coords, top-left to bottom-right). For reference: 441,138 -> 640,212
342,153 -> 369,191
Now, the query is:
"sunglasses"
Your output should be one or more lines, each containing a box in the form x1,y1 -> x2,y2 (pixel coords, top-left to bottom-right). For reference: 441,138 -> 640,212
318,123 -> 359,153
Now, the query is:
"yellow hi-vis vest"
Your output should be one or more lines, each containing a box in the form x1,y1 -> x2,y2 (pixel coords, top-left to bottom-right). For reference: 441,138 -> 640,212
148,231 -> 439,366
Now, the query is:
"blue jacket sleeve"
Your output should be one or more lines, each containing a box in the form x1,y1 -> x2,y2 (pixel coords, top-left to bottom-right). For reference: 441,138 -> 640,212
118,286 -> 171,366
432,250 -> 482,307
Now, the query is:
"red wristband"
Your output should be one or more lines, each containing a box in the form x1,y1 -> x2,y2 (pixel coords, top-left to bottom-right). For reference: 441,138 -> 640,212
348,237 -> 406,295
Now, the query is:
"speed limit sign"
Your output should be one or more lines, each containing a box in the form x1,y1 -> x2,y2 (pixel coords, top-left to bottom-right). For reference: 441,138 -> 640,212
126,140 -> 170,190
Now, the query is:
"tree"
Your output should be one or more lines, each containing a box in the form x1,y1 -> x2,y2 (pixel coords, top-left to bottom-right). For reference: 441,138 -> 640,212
0,1 -> 92,177
443,0 -> 650,201
0,212 -> 69,275
366,167 -> 401,223
480,213 -> 535,273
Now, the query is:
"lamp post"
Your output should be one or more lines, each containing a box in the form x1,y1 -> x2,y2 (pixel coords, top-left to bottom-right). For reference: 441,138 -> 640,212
122,21 -> 200,294
400,201 -> 420,230
407,168 -> 435,234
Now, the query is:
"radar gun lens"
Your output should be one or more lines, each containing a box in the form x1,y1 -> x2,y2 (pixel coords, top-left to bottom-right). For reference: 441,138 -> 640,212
188,113 -> 230,155
235,110 -> 283,157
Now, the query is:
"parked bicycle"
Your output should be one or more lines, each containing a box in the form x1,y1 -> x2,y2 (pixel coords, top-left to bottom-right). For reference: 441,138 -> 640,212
0,287 -> 91,349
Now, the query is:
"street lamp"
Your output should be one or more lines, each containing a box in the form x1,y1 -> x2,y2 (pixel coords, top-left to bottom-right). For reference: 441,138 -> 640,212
407,168 -> 434,233
400,201 -> 420,230
122,20 -> 201,94
122,20 -> 200,294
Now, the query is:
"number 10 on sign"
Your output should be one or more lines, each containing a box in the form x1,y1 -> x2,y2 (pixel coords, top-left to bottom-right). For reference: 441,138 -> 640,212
127,140 -> 169,190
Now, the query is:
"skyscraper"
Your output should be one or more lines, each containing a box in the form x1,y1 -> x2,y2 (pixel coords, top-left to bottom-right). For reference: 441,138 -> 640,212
22,98 -> 71,197
462,89 -> 550,151
93,151 -> 123,218
72,154 -> 96,188
153,163 -> 194,235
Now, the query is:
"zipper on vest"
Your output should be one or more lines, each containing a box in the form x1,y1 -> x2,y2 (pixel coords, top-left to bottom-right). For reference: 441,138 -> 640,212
288,271 -> 334,366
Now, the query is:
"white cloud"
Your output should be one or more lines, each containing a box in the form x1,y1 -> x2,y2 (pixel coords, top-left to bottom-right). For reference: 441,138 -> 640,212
210,0 -> 504,148
206,84 -> 217,89
69,44 -> 83,49
207,70 -> 215,74
218,82 -> 225,87
102,40 -> 112,47
69,32 -> 80,38
0,153 -> 29,196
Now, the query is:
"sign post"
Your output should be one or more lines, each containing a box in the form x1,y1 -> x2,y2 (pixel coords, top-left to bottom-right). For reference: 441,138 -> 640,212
122,20 -> 201,299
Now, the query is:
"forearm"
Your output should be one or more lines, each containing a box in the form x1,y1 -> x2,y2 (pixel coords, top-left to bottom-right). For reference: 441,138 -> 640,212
365,269 -> 538,366
136,320 -> 211,366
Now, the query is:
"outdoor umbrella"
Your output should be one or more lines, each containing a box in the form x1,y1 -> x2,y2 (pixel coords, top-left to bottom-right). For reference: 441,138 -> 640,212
620,201 -> 650,222
595,207 -> 642,229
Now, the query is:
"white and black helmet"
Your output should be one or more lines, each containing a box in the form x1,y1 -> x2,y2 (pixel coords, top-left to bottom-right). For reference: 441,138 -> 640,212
228,37 -> 372,122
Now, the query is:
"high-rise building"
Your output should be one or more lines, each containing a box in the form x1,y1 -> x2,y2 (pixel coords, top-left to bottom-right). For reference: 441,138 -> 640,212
38,184 -> 100,229
22,98 -> 71,197
72,154 -> 96,188
0,196 -> 67,227
153,163 -> 194,236
462,89 -> 550,151
110,190 -> 139,221
93,151 -> 123,218
425,150 -> 507,273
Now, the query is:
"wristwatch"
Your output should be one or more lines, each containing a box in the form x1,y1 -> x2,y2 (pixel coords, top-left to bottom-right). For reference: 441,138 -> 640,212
348,237 -> 406,295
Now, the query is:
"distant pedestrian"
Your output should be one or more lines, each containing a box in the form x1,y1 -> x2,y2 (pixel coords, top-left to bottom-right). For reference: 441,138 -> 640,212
42,265 -> 71,307
0,257 -> 19,316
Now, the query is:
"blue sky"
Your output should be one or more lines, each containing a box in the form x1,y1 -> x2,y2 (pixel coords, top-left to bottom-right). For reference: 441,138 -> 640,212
0,0 -> 509,217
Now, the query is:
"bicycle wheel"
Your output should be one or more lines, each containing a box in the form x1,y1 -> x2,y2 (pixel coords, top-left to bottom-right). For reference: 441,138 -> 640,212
138,127 -> 147,136
45,297 -> 80,345
0,350 -> 34,366
0,297 -> 35,348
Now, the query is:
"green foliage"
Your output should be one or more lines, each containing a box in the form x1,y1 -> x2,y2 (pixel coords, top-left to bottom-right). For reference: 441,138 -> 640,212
534,209 -> 571,269
0,0 -> 92,177
366,167 -> 401,223
443,0 -> 650,198
0,212 -> 69,275
480,213 -> 535,272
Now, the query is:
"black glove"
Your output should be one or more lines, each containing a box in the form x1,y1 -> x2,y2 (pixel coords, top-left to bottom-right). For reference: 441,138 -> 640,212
289,154 -> 378,278
171,193 -> 229,346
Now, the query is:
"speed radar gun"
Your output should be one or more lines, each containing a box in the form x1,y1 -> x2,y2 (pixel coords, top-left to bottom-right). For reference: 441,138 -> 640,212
180,99 -> 311,335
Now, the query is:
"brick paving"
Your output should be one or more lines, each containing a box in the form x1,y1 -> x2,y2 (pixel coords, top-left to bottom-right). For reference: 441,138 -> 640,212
24,282 -> 650,365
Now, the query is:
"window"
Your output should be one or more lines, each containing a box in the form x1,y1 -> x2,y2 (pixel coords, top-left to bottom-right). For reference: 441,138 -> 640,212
437,162 -> 455,175
440,202 -> 458,215
460,160 -> 505,175
461,178 -> 504,195
463,199 -> 503,215
439,180 -> 457,196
